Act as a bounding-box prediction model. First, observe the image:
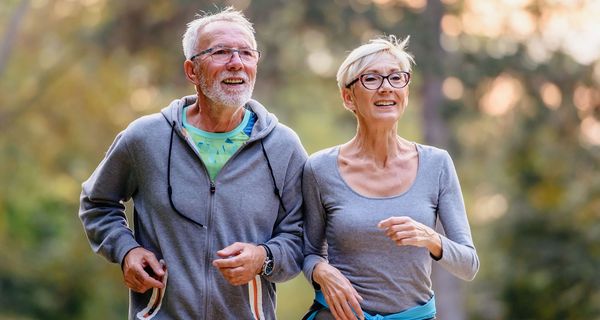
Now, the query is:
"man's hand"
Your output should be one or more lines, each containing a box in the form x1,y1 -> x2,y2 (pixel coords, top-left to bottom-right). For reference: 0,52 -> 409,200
212,242 -> 266,286
122,247 -> 165,293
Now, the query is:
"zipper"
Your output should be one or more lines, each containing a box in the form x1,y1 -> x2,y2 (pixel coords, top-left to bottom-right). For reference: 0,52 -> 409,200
204,179 -> 216,317
201,141 -> 256,316
171,123 -> 215,315
171,116 -> 265,316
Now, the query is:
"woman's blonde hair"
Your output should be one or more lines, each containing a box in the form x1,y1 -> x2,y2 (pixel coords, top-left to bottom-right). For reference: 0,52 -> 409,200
336,35 -> 414,91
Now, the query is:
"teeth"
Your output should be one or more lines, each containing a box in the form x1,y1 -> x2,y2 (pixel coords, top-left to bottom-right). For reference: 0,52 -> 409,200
374,101 -> 395,106
223,79 -> 244,84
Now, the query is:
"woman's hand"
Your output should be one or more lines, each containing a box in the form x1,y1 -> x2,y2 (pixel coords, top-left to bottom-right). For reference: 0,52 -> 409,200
378,216 -> 442,259
312,262 -> 364,320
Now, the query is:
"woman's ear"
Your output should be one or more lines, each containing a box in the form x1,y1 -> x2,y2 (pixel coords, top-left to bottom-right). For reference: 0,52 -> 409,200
341,89 -> 356,111
184,60 -> 200,85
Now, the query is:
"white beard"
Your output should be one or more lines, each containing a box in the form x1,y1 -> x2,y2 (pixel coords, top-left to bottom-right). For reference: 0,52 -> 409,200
199,71 -> 255,108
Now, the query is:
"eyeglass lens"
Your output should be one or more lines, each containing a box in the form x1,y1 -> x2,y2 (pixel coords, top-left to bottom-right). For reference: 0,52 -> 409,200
210,48 -> 259,64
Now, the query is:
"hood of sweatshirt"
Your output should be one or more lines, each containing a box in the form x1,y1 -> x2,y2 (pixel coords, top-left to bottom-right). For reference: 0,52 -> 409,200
160,95 -> 278,141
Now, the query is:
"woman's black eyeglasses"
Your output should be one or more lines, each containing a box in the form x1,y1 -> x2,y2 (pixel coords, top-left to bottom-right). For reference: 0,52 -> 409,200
345,71 -> 410,90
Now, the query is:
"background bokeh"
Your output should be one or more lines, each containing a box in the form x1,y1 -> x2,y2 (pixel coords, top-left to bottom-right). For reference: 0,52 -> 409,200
1,0 -> 599,319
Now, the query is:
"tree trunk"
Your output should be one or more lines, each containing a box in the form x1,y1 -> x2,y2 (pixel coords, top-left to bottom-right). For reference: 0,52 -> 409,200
0,0 -> 29,76
420,1 -> 465,319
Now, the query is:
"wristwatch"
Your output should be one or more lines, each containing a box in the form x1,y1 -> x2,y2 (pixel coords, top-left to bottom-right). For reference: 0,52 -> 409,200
258,244 -> 274,277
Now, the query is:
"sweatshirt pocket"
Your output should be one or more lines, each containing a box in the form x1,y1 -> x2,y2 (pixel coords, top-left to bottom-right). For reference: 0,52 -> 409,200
136,260 -> 168,319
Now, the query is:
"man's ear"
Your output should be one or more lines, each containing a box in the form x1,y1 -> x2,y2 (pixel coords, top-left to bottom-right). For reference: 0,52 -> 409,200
184,60 -> 200,85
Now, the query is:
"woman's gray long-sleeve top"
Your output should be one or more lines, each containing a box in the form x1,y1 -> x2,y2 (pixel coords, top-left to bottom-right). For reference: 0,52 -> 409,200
302,144 -> 479,314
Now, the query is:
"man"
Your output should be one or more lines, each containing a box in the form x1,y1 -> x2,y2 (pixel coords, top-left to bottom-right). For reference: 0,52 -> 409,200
79,7 -> 306,319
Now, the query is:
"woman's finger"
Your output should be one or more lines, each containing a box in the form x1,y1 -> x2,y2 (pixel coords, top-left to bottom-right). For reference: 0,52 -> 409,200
325,292 -> 344,320
392,230 -> 418,241
350,288 -> 364,318
377,216 -> 410,228
338,299 -> 356,320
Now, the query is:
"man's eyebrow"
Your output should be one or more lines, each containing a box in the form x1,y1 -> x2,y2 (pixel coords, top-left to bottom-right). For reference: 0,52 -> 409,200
211,44 -> 252,49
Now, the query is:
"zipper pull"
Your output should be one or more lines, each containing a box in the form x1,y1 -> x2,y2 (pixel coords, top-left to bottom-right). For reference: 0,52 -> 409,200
210,181 -> 216,194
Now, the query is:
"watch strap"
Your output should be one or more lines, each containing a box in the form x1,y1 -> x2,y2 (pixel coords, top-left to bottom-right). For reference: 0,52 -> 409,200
258,244 -> 274,276
258,244 -> 273,260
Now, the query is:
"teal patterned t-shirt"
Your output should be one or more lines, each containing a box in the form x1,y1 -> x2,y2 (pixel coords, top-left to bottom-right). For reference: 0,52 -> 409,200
182,107 -> 255,180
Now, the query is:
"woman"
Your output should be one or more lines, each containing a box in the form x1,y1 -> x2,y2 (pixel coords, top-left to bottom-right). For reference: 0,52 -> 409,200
302,35 -> 479,320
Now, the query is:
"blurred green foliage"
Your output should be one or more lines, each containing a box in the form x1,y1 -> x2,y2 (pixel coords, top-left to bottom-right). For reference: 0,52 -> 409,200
1,0 -> 599,319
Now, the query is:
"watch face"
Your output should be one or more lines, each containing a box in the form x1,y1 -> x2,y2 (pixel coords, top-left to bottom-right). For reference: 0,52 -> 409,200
263,260 -> 274,276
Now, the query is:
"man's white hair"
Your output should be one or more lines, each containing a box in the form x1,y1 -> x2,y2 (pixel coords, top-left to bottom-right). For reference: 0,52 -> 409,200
336,35 -> 415,91
182,7 -> 256,60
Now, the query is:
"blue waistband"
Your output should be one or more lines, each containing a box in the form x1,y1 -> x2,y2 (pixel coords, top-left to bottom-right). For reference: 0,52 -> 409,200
311,291 -> 436,320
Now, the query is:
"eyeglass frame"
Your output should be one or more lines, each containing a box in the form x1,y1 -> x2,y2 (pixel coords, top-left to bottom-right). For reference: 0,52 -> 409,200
189,46 -> 261,64
345,71 -> 411,90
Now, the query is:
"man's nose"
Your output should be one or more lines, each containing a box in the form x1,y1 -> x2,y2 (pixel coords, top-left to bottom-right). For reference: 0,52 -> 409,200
226,51 -> 243,70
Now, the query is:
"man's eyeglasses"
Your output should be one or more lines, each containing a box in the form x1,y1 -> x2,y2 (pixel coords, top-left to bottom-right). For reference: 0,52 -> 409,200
345,71 -> 411,90
190,47 -> 261,65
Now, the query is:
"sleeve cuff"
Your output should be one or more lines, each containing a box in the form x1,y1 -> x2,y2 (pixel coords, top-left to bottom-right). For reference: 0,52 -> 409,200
430,235 -> 445,261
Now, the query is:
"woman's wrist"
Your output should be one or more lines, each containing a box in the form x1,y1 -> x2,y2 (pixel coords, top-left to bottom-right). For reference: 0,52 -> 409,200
427,231 -> 443,259
312,262 -> 328,285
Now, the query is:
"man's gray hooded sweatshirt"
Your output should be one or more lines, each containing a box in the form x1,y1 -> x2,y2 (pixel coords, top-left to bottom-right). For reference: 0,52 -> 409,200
79,96 -> 307,319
